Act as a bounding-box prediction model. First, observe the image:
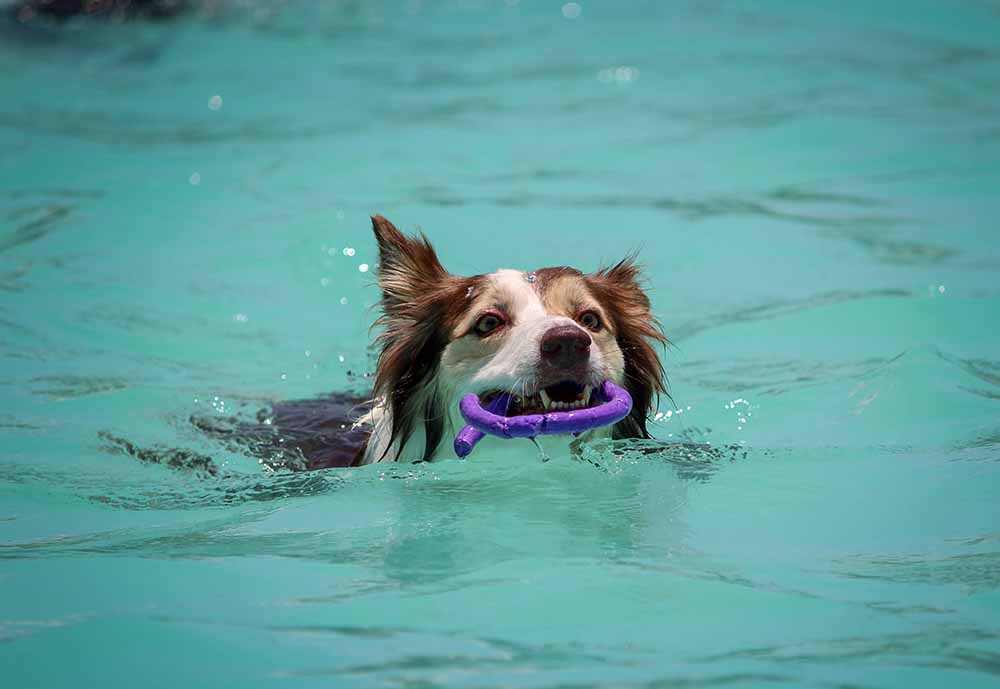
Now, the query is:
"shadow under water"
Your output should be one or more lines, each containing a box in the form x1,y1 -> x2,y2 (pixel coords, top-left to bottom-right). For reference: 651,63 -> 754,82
189,391 -> 371,471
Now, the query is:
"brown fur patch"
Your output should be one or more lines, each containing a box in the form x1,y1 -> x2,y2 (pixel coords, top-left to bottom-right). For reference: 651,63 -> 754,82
584,257 -> 668,439
533,266 -> 583,293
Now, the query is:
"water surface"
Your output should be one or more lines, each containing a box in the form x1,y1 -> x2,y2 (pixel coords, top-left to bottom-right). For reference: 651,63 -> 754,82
1,2 -> 999,687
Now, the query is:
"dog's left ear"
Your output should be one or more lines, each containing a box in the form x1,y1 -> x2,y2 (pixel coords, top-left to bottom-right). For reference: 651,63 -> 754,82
371,215 -> 449,315
587,256 -> 668,439
369,215 -> 464,459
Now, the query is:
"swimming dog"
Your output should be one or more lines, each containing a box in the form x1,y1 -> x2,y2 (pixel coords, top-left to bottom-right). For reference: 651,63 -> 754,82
187,215 -> 667,470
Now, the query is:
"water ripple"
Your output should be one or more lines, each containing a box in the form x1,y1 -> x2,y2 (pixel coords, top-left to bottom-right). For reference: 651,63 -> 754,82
409,189 -> 907,229
832,551 -> 1000,592
30,375 -> 129,400
669,290 -> 910,343
0,201 -> 74,253
678,354 -> 905,397
696,625 -> 1000,676
0,107 -> 362,146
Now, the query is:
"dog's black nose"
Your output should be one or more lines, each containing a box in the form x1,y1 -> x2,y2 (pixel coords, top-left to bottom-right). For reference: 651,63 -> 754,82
540,325 -> 591,367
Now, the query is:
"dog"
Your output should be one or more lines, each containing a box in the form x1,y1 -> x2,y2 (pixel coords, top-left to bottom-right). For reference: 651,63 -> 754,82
354,215 -> 668,465
185,214 -> 668,470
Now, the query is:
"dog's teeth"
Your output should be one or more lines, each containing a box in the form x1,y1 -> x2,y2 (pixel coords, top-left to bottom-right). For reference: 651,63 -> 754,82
583,385 -> 592,405
540,389 -> 552,410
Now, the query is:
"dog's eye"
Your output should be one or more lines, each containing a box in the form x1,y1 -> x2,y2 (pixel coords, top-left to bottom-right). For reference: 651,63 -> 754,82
474,313 -> 504,336
579,311 -> 602,331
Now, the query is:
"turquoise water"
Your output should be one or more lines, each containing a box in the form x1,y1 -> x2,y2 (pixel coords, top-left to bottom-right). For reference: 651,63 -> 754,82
2,1 -> 999,686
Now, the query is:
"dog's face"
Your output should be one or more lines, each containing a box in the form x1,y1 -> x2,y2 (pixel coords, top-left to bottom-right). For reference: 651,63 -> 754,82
368,215 -> 666,461
441,268 -> 626,414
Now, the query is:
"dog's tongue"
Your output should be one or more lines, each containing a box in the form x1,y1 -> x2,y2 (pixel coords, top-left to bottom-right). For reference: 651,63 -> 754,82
546,381 -> 583,403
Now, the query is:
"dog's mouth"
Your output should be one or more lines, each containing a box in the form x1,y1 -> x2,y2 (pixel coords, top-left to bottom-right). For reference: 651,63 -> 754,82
479,381 -> 595,416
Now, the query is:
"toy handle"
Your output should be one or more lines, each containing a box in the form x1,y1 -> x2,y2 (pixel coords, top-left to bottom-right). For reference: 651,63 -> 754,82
453,393 -> 512,458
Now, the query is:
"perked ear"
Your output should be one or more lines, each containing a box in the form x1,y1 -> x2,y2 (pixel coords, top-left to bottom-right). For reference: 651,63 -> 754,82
586,255 -> 668,439
371,214 -> 450,315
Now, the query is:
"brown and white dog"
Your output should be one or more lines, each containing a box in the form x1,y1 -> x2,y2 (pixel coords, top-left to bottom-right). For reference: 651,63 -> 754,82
356,215 -> 668,465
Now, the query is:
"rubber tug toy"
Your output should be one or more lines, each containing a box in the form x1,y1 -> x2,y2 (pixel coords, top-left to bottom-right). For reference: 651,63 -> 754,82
453,380 -> 632,458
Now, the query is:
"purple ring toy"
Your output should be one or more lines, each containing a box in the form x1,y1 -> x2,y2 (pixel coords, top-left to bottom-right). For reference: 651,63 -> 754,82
453,380 -> 632,458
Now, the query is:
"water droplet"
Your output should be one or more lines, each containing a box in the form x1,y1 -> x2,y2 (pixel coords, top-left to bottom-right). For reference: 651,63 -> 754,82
358,263 -> 369,273
327,247 -> 338,256
189,172 -> 201,186
320,277 -> 330,287
529,437 -> 551,463
561,2 -> 581,19
280,373 -> 287,380
343,247 -> 356,257
232,313 -> 248,322
938,285 -> 946,294
339,297 -> 348,305
208,95 -> 223,111
338,355 -> 345,363
304,350 -> 311,357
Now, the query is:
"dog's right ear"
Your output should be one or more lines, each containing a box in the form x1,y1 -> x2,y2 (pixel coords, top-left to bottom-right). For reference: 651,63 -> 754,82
370,215 -> 449,314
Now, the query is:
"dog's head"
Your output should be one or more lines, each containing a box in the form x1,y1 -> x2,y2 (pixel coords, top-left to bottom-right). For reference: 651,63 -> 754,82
369,215 -> 667,460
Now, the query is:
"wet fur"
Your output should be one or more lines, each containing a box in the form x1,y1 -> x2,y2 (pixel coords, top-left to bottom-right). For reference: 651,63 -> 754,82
367,216 -> 484,462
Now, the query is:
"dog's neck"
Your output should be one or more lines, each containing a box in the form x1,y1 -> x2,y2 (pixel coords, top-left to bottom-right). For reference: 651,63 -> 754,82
359,400 -> 426,464
359,382 -> 463,463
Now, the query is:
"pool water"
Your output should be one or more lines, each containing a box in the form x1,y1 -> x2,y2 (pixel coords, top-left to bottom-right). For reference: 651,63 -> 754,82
2,1 -> 999,687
